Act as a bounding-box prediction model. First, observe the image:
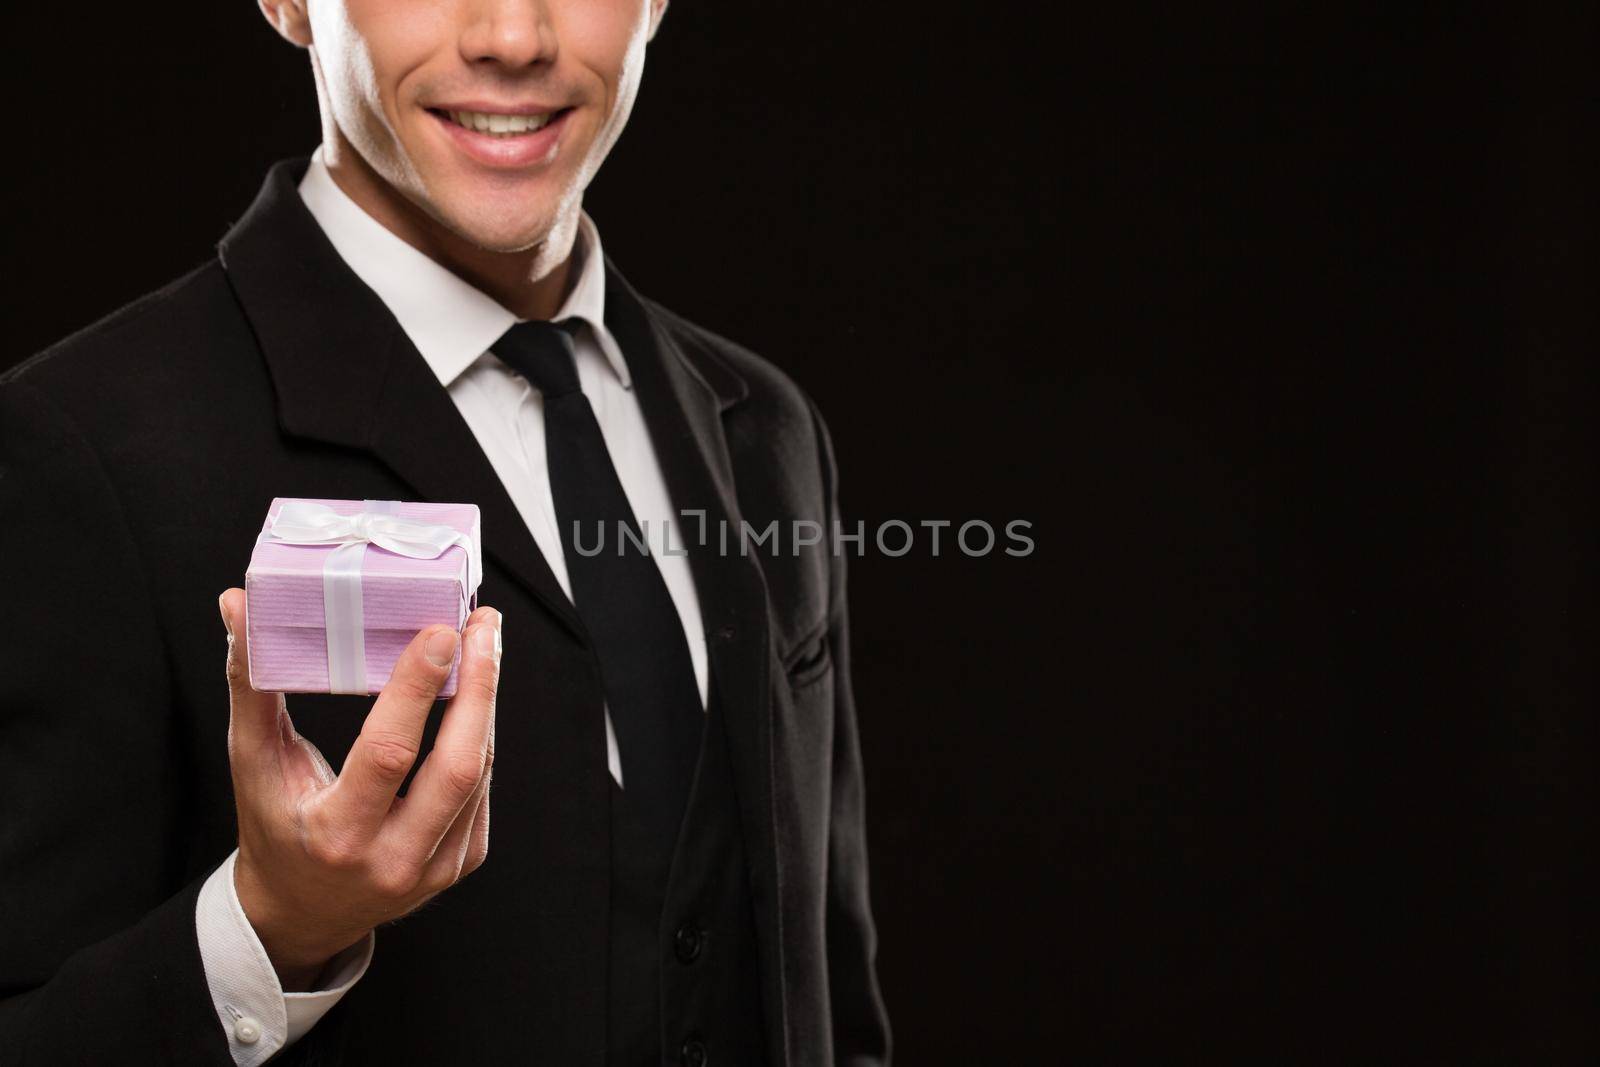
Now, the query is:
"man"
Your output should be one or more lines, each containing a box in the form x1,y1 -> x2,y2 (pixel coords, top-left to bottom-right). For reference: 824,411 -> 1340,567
0,0 -> 890,1063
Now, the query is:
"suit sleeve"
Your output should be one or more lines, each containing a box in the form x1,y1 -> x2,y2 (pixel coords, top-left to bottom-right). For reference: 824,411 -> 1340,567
0,377 -> 233,1066
806,395 -> 893,1065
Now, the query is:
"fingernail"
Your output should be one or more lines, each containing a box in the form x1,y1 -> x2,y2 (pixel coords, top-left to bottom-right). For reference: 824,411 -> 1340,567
425,628 -> 459,668
473,622 -> 500,660
218,592 -> 233,637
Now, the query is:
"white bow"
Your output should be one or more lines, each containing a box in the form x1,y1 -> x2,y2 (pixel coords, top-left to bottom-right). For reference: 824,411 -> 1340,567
264,500 -> 481,590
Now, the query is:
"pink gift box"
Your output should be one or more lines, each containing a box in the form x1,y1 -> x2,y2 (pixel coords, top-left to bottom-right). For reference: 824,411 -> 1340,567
244,497 -> 482,697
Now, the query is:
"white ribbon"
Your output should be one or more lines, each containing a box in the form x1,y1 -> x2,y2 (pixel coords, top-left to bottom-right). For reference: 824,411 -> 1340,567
257,500 -> 481,694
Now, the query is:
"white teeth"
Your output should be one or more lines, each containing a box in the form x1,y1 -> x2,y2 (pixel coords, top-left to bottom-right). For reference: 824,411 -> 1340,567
447,110 -> 555,137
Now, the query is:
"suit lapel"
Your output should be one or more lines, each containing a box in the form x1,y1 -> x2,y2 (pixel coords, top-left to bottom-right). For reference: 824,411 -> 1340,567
216,157 -> 583,639
603,261 -> 789,1051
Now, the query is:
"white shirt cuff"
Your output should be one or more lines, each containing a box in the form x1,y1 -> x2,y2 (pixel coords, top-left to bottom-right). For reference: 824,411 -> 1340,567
194,848 -> 374,1064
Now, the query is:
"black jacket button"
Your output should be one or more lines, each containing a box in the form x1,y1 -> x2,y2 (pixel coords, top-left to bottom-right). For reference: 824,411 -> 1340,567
680,1038 -> 708,1067
674,924 -> 704,963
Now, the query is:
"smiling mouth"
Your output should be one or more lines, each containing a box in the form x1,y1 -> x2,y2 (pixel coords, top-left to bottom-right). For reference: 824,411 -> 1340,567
429,107 -> 572,137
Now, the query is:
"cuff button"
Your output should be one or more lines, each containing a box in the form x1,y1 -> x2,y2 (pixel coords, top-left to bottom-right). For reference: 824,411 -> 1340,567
234,1017 -> 262,1045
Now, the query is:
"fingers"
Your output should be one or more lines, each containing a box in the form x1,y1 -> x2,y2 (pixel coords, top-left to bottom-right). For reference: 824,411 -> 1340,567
424,693 -> 496,887
463,763 -> 492,874
464,603 -> 501,631
386,612 -> 502,855
457,643 -> 496,879
422,760 -> 492,890
220,587 -> 292,781
327,622 -> 461,836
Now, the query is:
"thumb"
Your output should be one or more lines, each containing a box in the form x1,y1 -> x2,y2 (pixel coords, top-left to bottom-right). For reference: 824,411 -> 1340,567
219,587 -> 290,766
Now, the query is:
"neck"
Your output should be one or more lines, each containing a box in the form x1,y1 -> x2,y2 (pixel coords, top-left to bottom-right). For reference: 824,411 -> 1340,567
320,130 -> 576,321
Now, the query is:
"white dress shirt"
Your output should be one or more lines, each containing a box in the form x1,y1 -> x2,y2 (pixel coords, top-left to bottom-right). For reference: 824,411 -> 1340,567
195,145 -> 709,1064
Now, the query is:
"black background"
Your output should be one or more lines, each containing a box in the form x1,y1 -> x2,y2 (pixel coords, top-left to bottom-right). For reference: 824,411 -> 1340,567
7,3 -> 1594,1061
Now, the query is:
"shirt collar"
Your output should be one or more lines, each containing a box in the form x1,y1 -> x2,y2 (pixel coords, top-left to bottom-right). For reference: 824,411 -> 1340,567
296,146 -> 630,389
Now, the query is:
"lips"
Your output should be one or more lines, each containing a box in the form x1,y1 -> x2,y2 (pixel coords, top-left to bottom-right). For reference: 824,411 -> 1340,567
425,105 -> 575,168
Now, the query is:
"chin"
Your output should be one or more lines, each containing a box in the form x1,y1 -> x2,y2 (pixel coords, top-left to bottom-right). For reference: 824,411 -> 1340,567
458,218 -> 554,254
425,191 -> 564,255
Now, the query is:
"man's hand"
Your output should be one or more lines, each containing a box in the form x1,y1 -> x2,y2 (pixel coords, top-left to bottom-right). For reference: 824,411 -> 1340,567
216,588 -> 502,990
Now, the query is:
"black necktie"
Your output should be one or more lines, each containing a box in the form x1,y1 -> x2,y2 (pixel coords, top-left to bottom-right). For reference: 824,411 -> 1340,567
492,319 -> 705,854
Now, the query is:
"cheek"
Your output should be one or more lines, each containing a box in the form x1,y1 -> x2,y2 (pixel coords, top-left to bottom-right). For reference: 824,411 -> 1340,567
313,0 -> 442,139
570,3 -> 653,139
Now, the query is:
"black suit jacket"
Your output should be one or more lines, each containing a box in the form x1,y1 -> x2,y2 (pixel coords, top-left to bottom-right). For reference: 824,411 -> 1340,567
0,158 -> 890,1066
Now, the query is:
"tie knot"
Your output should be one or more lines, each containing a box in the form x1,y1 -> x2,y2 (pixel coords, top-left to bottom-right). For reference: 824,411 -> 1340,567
494,319 -> 584,399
